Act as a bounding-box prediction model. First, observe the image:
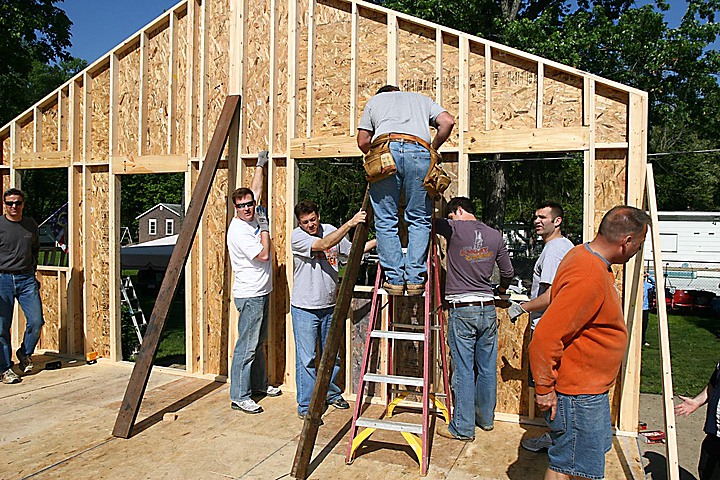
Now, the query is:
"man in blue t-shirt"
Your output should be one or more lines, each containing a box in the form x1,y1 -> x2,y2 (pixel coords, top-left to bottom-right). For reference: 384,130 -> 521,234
675,362 -> 720,480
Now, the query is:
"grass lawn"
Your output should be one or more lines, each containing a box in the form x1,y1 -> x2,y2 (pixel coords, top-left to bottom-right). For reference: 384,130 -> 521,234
641,311 -> 719,396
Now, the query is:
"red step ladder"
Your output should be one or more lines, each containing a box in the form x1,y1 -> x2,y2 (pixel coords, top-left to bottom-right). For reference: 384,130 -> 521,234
345,233 -> 451,476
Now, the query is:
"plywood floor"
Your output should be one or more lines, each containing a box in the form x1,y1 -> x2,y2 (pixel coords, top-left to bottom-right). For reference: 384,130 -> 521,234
0,355 -> 645,479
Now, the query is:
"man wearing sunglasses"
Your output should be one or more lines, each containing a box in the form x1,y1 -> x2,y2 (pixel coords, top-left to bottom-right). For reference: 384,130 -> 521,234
0,188 -> 44,384
226,151 -> 281,414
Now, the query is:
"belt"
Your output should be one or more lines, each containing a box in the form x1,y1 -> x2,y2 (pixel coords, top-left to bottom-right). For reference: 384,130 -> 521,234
387,133 -> 432,152
452,300 -> 495,308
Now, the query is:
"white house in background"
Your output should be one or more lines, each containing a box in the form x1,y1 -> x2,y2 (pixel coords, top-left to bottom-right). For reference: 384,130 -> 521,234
135,203 -> 184,243
644,211 -> 720,295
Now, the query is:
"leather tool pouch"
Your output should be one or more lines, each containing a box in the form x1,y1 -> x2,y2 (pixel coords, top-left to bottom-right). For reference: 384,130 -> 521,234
363,134 -> 397,183
422,148 -> 451,198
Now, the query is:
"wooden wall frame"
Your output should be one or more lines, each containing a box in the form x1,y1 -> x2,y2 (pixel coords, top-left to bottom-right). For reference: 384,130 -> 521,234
0,0 -> 647,432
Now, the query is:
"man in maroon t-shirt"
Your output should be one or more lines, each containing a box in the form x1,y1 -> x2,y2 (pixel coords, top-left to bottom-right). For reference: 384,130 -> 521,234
434,196 -> 514,441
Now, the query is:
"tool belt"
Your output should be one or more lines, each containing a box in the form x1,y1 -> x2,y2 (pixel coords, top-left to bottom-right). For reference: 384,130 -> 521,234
363,133 -> 452,198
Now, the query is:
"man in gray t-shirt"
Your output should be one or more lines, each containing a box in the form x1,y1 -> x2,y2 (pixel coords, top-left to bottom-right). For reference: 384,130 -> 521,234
518,201 -> 573,453
290,200 -> 375,418
357,85 -> 454,296
0,188 -> 45,385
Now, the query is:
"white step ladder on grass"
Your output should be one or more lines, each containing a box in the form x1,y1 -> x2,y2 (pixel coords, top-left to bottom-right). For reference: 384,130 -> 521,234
121,276 -> 147,346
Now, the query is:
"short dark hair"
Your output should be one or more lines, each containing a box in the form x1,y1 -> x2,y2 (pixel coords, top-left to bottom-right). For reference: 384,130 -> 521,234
3,188 -> 25,201
446,197 -> 475,216
231,187 -> 254,204
376,85 -> 400,94
598,206 -> 652,242
537,201 -> 564,221
294,200 -> 319,220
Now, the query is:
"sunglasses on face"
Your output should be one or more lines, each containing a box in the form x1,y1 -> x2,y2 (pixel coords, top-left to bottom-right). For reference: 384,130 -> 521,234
4,201 -> 23,207
235,201 -> 255,209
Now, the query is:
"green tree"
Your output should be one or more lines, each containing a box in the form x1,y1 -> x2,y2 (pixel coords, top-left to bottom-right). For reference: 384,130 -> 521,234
0,0 -> 74,125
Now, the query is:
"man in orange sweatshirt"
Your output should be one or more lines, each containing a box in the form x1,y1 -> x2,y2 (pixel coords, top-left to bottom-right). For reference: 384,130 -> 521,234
529,205 -> 651,480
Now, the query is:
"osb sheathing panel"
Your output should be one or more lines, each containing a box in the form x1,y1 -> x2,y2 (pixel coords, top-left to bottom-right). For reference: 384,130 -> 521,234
350,294 -> 375,395
295,0 -> 309,137
440,153 -> 459,200
491,50 -> 537,130
543,66 -> 583,129
594,149 -> 627,229
147,27 -> 171,156
60,89 -> 69,151
91,69 -> 111,162
355,8 -> 387,128
175,12 -> 189,155
117,48 -> 141,156
38,271 -> 61,351
243,0 -> 271,152
204,165 -> 230,375
397,20 -> 435,98
1,172 -> 9,196
313,0 -> 353,136
204,0 -> 230,155
595,84 -> 628,144
274,0 -> 289,150
442,35 -> 460,148
496,309 -> 531,416
467,41 -> 486,134
271,158 -> 288,384
1,135 -> 9,166
42,104 -> 60,152
20,121 -> 34,153
87,167 -> 110,357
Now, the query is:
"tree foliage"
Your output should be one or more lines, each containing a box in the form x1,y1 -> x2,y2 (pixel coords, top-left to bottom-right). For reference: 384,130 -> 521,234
0,0 -> 77,125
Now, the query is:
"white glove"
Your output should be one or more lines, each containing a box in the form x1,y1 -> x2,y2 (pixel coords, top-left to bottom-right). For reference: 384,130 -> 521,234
256,205 -> 269,233
257,150 -> 269,168
508,301 -> 527,323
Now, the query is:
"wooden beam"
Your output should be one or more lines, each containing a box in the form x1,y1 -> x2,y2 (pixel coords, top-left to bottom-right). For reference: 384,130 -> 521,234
582,77 -> 596,242
12,151 -> 71,169
645,163 -> 680,480
457,36 -> 469,196
306,0 -> 316,137
349,2 -> 359,134
290,136 -> 361,158
112,95 -> 240,439
138,32 -> 149,156
110,154 -> 189,174
536,62 -> 544,129
387,13 -> 398,86
167,11 -> 178,154
291,190 -> 371,480
464,127 -> 590,154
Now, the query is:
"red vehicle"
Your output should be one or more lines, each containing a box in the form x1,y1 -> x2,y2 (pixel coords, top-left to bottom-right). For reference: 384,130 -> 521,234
671,289 -> 694,309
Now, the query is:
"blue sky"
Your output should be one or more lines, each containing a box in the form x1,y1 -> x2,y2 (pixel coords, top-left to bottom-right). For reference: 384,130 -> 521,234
63,0 -> 706,64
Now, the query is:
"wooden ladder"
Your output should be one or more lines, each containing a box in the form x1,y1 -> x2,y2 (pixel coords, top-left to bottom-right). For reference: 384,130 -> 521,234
345,230 -> 451,476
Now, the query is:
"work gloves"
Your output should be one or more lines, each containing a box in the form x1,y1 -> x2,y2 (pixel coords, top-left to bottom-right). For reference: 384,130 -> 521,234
257,150 -> 269,168
256,205 -> 269,233
508,301 -> 527,323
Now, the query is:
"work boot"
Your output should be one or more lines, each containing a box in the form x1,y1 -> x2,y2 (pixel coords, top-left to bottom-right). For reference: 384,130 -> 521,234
436,422 -> 474,442
2,368 -> 21,384
16,349 -> 33,373
406,283 -> 425,296
382,282 -> 404,296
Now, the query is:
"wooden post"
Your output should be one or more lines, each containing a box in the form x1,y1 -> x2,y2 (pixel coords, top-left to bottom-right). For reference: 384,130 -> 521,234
291,189 -> 372,480
112,95 -> 240,439
646,163 -> 680,480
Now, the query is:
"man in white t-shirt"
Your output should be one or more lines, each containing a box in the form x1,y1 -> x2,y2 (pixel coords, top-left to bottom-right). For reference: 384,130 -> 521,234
514,201 -> 574,451
226,151 -> 281,414
291,200 -> 375,420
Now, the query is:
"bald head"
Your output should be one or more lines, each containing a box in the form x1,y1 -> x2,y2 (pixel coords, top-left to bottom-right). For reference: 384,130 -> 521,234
598,206 -> 651,242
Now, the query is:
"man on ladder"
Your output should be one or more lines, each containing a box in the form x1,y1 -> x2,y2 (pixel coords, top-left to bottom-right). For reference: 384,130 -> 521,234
434,196 -> 514,441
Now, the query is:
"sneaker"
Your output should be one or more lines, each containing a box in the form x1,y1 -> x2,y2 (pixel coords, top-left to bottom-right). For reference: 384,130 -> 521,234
436,422 -> 474,442
382,282 -> 405,296
1,368 -> 21,384
521,432 -> 552,452
406,283 -> 425,296
298,412 -> 324,425
253,385 -> 282,397
16,349 -> 33,373
326,397 -> 350,409
231,399 -> 263,414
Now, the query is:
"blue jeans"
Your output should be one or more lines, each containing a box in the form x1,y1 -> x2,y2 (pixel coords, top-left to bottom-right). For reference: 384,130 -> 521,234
0,272 -> 44,372
230,295 -> 269,403
447,304 -> 497,438
291,305 -> 342,415
369,141 -> 432,286
543,392 -> 612,480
